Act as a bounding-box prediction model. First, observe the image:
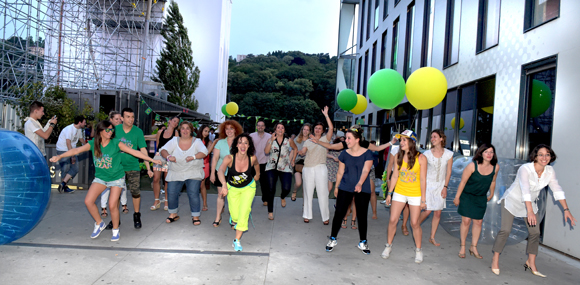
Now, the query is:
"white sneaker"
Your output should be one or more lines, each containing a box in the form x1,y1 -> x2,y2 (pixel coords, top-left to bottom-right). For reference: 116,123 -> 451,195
326,237 -> 338,252
415,248 -> 423,263
357,240 -> 371,255
381,243 -> 392,259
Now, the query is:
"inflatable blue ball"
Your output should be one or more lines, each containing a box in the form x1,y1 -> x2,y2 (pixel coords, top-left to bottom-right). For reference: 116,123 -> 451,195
0,129 -> 51,245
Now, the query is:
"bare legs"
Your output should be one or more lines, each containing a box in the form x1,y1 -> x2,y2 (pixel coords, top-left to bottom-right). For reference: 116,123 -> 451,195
419,209 -> 442,245
459,216 -> 483,256
215,186 -> 225,223
370,179 -> 377,219
401,204 -> 410,234
85,184 -> 121,229
152,170 -> 162,208
292,172 -> 302,201
200,178 -> 208,211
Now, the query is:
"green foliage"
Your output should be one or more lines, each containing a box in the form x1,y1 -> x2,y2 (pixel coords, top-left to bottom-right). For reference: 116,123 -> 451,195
228,51 -> 337,134
152,0 -> 200,111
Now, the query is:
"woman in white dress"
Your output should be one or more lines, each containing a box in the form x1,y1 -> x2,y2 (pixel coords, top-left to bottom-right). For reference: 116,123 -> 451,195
419,129 -> 453,246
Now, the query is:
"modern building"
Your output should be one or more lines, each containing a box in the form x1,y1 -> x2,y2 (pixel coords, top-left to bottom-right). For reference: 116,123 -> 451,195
184,0 -> 232,122
336,0 -> 580,258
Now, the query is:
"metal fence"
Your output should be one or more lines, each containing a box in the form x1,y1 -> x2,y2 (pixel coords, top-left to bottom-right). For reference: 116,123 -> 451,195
0,99 -> 22,132
45,145 -> 93,189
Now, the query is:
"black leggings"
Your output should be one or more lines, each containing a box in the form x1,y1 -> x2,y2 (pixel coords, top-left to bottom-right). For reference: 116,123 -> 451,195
331,189 -> 371,241
266,170 -> 292,213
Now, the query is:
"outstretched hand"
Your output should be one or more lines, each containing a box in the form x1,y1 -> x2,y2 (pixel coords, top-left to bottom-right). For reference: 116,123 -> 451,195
322,106 -> 329,116
49,155 -> 60,163
309,134 -> 319,144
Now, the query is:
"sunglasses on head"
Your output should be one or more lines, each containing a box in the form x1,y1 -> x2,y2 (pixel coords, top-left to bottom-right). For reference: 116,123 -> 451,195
105,128 -> 114,133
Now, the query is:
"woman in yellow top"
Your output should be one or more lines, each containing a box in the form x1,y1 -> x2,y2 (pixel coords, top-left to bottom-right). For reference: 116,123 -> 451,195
381,130 -> 427,263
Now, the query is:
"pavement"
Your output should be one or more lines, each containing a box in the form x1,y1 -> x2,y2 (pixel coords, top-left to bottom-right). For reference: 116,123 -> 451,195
1,189 -> 579,285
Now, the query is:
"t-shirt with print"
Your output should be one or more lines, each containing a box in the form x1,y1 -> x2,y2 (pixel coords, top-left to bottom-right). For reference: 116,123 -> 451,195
115,124 -> 147,171
338,149 -> 374,193
89,139 -> 125,182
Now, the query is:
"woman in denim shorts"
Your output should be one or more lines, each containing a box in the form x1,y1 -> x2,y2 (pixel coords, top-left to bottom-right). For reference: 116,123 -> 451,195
51,121 -> 161,242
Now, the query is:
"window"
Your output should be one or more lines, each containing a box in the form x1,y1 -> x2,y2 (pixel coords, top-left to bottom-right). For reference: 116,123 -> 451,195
383,0 -> 389,20
444,0 -> 461,67
375,0 -> 380,30
367,0 -> 372,40
444,90 -> 458,150
403,2 -> 416,79
368,112 -> 374,125
421,0 -> 435,67
357,57 -> 363,94
364,50 -> 369,97
524,0 -> 559,31
391,18 -> 399,70
459,85 -> 475,156
360,0 -> 366,48
380,30 -> 388,69
516,56 -> 557,159
395,0 -> 401,7
371,41 -> 377,74
432,101 -> 443,131
475,77 -> 495,148
420,109 -> 430,148
476,0 -> 500,53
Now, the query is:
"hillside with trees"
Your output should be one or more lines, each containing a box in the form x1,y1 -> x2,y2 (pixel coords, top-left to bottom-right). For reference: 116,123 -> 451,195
227,51 -> 337,134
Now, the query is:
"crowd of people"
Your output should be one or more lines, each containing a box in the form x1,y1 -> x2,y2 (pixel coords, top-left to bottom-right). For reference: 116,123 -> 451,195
22,100 -> 576,277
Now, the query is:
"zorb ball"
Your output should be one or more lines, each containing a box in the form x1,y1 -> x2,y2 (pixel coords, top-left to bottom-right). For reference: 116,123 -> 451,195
0,129 -> 51,245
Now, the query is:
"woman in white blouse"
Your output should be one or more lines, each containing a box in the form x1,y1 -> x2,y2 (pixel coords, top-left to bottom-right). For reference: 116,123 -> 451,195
491,144 -> 576,277
160,121 -> 208,225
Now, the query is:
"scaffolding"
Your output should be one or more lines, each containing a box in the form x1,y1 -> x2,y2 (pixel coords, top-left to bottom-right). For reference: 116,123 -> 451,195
0,0 -> 167,100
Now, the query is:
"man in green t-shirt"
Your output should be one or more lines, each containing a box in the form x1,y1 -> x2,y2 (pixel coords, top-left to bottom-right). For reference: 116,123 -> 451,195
115,107 -> 153,229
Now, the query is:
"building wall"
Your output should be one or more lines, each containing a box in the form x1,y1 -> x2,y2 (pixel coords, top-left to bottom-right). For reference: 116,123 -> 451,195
342,0 -> 580,257
185,0 -> 232,122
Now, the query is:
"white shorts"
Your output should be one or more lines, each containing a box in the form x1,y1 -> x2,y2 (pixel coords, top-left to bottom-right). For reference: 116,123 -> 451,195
392,192 -> 421,206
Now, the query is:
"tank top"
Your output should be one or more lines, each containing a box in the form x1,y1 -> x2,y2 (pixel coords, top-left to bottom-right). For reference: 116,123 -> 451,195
158,128 -> 174,150
463,162 -> 496,196
226,154 -> 253,188
394,155 -> 422,197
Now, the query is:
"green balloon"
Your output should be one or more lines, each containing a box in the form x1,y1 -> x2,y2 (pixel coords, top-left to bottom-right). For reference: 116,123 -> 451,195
337,89 -> 357,111
530,80 -> 552,118
221,105 -> 229,116
367,69 -> 406,110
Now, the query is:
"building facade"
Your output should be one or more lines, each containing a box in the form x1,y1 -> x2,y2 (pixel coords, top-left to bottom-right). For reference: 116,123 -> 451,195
336,0 -> 580,258
184,0 -> 232,122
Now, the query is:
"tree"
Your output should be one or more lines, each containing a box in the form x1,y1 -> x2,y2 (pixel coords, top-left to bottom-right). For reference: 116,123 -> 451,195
152,0 -> 200,110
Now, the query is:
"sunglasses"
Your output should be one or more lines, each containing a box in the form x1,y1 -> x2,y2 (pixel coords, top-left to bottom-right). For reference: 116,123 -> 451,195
105,128 -> 114,133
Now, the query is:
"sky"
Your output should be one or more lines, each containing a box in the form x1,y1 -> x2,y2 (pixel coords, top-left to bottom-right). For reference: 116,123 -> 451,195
227,0 -> 340,57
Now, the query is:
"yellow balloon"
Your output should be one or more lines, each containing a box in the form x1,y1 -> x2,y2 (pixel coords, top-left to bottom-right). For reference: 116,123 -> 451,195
350,94 -> 368,115
481,106 -> 494,114
406,67 -> 448,110
226,102 -> 239,116
451,117 -> 465,130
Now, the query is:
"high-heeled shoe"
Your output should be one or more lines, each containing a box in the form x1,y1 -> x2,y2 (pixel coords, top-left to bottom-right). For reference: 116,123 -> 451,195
491,268 -> 500,275
524,263 -> 546,278
458,244 -> 466,258
469,245 -> 483,259
150,199 -> 160,211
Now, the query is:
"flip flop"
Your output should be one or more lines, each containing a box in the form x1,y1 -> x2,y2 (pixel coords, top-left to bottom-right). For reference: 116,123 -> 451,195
341,219 -> 347,229
166,216 -> 180,223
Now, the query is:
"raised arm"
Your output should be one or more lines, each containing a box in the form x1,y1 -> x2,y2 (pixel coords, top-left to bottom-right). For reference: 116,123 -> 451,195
309,134 -> 344,150
322,106 -> 334,142
368,136 -> 398,152
49,143 -> 91,162
453,162 -> 475,206
264,133 -> 276,154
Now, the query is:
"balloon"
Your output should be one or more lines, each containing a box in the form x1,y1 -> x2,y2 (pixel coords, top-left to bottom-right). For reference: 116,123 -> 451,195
337,89 -> 358,111
0,130 -> 51,245
530,79 -> 552,118
481,106 -> 494,114
367,69 -> 406,109
451,117 -> 465,130
226,102 -> 239,116
350,94 -> 368,115
406,67 -> 448,110
221,104 -> 229,116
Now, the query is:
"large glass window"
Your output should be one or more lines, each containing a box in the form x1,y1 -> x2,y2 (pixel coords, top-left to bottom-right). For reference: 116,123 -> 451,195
524,0 -> 560,31
364,50 -> 369,97
444,0 -> 461,67
375,0 -> 380,30
432,101 -> 442,131
367,0 -> 372,40
391,18 -> 399,70
420,109 -> 430,148
476,0 -> 500,53
444,90 -> 457,150
421,0 -> 435,67
404,2 -> 416,79
360,0 -> 366,48
383,0 -> 389,20
380,30 -> 388,69
476,77 -> 495,148
459,85 -> 475,156
357,57 -> 363,94
523,67 -> 556,158
371,41 -> 377,74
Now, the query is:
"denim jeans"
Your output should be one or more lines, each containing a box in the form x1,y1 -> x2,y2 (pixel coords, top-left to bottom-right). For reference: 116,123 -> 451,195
167,179 -> 202,216
57,150 -> 79,179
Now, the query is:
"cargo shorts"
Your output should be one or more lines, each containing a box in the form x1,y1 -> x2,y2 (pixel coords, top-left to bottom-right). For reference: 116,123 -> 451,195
125,171 -> 141,198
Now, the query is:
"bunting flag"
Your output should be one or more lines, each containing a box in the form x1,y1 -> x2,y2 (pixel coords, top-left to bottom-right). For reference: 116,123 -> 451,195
145,107 -> 152,115
137,95 -> 203,129
155,114 -> 160,121
141,98 -> 146,105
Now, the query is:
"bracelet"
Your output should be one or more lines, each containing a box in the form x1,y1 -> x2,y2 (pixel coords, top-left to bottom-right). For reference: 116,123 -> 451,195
49,123 -> 56,127
421,201 -> 426,204
444,185 -> 448,188
564,208 -> 570,212
388,191 -> 393,194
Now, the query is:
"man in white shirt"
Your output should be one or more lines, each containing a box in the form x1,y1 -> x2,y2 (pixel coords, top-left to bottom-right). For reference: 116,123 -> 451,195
24,101 -> 57,157
209,128 -> 216,141
249,120 -> 271,206
55,115 -> 87,193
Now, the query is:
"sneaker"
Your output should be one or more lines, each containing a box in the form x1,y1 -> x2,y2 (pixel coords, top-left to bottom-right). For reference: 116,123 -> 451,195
133,212 -> 142,229
326,237 -> 338,252
63,185 -> 75,193
91,221 -> 106,239
415,248 -> 423,263
380,200 -> 386,204
381,243 -> 392,259
232,239 -> 243,252
111,229 -> 120,241
358,240 -> 371,255
58,182 -> 66,193
105,219 -> 121,230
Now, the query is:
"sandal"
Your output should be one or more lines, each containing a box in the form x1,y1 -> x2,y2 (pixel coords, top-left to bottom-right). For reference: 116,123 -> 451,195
341,219 -> 347,229
213,218 -> 222,227
304,218 -> 309,223
268,213 -> 274,220
150,199 -> 160,211
291,191 -> 297,201
429,238 -> 441,247
458,244 -> 466,258
470,245 -> 483,259
202,206 -> 208,211
281,199 -> 286,208
122,205 -> 129,214
351,219 -> 357,230
101,208 -> 108,218
192,218 -> 201,226
402,225 -> 409,236
166,216 -> 180,223
323,220 -> 329,225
